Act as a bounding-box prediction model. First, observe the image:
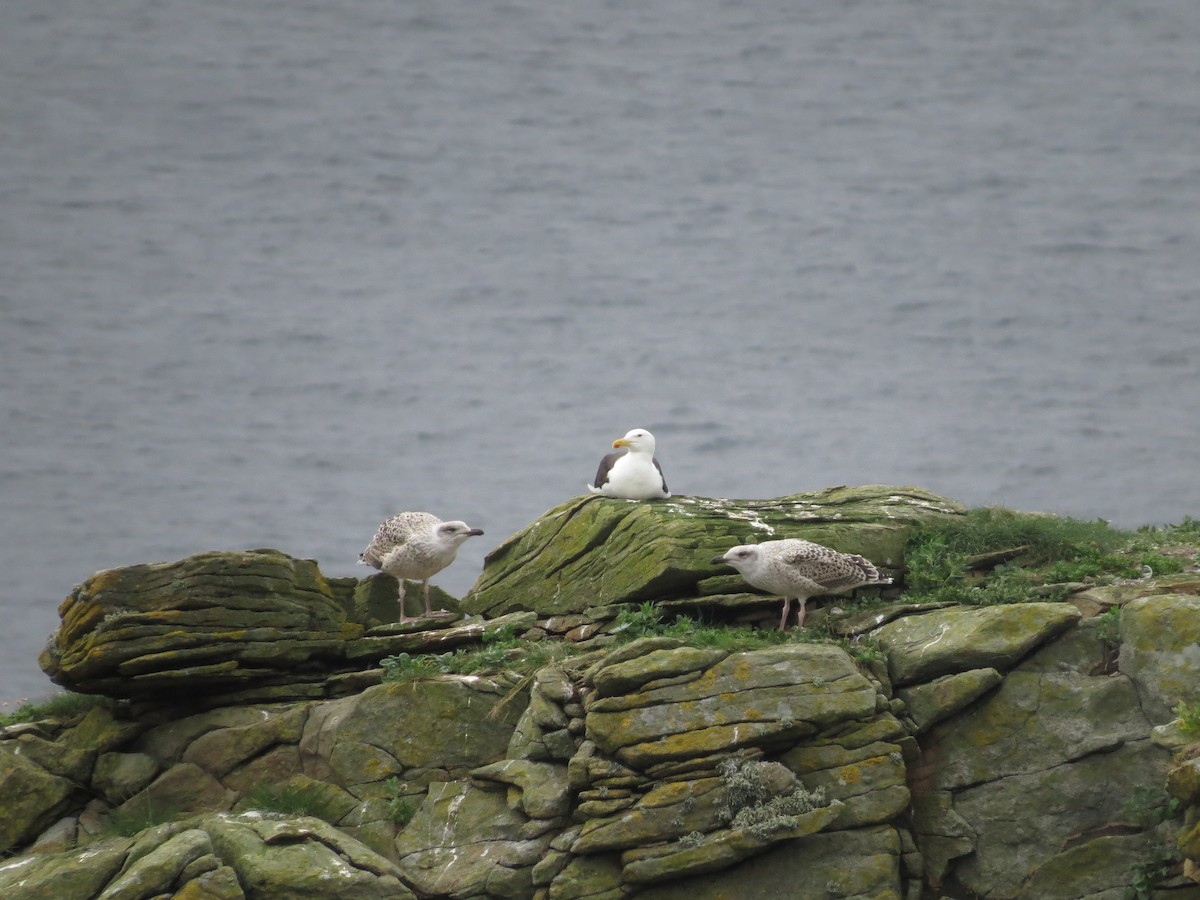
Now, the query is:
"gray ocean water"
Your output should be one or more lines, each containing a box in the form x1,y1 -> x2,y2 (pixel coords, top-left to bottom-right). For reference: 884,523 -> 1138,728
3,0 -> 1199,707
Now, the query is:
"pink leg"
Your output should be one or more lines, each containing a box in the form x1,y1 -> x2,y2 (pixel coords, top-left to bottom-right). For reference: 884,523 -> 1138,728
796,599 -> 808,629
778,597 -> 792,631
397,581 -> 416,622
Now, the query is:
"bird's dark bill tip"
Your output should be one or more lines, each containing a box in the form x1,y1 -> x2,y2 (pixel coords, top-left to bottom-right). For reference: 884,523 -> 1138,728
710,555 -> 728,565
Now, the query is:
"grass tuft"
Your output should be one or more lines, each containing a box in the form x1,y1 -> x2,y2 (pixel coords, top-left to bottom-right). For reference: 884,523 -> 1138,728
0,692 -> 116,728
243,781 -> 348,824
103,795 -> 185,838
900,507 -> 1191,606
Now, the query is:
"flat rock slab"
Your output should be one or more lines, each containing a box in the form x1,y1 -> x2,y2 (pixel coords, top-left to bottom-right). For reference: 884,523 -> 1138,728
870,602 -> 1081,686
632,824 -> 902,900
585,643 -> 877,770
463,485 -> 964,617
896,668 -> 1004,733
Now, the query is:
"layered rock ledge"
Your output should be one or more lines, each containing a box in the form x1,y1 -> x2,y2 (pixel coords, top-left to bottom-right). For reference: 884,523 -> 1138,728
5,485 -> 1200,899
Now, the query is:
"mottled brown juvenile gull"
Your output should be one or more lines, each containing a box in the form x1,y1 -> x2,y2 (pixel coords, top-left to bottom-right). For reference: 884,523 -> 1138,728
359,512 -> 484,621
711,539 -> 892,630
587,428 -> 670,500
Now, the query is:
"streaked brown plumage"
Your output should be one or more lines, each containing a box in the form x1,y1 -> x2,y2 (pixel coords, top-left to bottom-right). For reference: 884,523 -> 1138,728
359,512 -> 483,620
711,538 -> 892,630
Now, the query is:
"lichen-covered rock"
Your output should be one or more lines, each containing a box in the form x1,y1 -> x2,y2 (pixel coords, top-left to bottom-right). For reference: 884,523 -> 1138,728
41,550 -> 352,699
591,646 -> 728,698
950,740 -> 1166,898
123,762 -> 237,817
464,485 -> 964,617
91,751 -> 160,805
0,814 -> 411,900
585,644 -> 878,769
572,777 -> 729,854
895,668 -> 1004,733
97,827 -> 214,899
0,842 -> 130,899
633,824 -> 903,900
303,677 -> 528,789
180,703 -> 310,777
781,732 -> 910,830
909,636 -> 1173,900
925,670 -> 1150,791
0,743 -> 77,854
205,814 -> 413,898
472,759 -> 572,819
910,789 -> 974,885
618,800 -> 844,885
871,602 -> 1081,686
37,550 -> 523,704
11,496 -> 1200,899
1119,593 -> 1200,723
1071,572 -> 1200,616
1018,831 -> 1165,900
394,781 -> 551,897
548,852 -> 625,900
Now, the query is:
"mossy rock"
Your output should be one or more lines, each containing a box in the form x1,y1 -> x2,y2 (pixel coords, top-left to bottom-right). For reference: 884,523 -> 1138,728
950,740 -> 1168,897
0,744 -> 78,854
464,485 -> 964,617
634,824 -> 903,900
585,644 -> 877,770
871,602 -> 1081,686
1119,593 -> 1200,723
394,781 -> 550,898
40,550 -> 349,698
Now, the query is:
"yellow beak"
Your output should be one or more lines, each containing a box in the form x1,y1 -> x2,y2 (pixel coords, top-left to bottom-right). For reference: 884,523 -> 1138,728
612,438 -> 630,448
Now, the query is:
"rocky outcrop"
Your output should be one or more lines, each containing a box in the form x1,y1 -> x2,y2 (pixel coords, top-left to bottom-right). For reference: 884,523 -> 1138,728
463,485 -> 964,617
37,547 -> 535,703
11,587 -> 1200,898
7,488 -> 1200,898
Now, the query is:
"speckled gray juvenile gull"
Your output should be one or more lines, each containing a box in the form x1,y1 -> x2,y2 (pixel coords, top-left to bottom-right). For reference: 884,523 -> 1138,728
588,428 -> 670,500
359,512 -> 484,620
711,538 -> 892,630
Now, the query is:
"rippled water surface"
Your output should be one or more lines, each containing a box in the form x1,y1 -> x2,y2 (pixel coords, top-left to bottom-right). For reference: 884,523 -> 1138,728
3,0 -> 1199,704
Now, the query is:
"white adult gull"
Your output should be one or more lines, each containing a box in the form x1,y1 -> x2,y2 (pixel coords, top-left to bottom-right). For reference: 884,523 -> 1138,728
358,512 -> 484,621
587,428 -> 670,500
711,539 -> 892,630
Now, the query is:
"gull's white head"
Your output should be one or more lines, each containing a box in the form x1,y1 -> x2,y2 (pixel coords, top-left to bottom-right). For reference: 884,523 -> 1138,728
435,521 -> 485,548
612,428 -> 656,454
710,544 -> 763,575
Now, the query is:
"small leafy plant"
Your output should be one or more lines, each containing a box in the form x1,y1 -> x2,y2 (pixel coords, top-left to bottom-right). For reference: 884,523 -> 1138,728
384,778 -> 421,827
1173,700 -> 1200,737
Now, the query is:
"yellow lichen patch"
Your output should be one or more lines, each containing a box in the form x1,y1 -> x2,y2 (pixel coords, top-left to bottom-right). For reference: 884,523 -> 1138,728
836,764 -> 863,786
83,569 -> 124,595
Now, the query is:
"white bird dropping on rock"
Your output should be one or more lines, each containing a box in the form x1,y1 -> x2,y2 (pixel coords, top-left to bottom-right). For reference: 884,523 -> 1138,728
711,539 -> 892,630
587,428 -> 670,500
359,512 -> 484,621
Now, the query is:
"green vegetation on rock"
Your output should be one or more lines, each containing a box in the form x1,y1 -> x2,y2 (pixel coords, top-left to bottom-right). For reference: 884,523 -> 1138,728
9,491 -> 1200,899
0,692 -> 116,728
901,507 -> 1195,606
102,795 -> 186,838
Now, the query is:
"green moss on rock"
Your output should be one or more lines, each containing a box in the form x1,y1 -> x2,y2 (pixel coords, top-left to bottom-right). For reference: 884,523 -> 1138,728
464,486 -> 964,618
